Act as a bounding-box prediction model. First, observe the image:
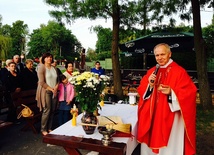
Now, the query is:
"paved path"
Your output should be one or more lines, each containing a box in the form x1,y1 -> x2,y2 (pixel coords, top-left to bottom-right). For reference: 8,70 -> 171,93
0,114 -> 66,155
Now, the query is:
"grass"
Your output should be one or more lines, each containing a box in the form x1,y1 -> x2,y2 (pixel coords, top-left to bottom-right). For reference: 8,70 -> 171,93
196,104 -> 214,155
196,105 -> 214,133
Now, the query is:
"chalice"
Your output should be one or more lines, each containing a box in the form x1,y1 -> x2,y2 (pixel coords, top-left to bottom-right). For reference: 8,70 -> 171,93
98,126 -> 116,146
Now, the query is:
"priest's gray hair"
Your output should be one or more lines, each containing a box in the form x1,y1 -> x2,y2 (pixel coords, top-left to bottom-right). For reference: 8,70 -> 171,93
153,43 -> 171,53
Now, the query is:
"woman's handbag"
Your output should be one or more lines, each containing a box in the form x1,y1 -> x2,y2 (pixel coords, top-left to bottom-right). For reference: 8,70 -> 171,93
17,104 -> 34,119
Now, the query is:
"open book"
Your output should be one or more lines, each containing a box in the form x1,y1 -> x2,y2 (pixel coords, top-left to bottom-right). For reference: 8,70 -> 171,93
97,116 -> 132,137
97,116 -> 123,126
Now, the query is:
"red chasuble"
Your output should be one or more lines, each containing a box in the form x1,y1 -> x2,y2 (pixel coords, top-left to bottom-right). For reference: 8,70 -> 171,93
137,61 -> 197,155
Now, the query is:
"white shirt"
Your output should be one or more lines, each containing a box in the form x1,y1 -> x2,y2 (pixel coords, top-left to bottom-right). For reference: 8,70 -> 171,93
45,66 -> 57,88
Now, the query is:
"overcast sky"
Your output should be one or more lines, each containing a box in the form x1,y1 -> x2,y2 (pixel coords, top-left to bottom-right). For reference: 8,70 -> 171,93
0,0 -> 213,50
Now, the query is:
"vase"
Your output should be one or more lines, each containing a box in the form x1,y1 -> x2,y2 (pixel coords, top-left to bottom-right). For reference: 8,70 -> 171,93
81,111 -> 98,134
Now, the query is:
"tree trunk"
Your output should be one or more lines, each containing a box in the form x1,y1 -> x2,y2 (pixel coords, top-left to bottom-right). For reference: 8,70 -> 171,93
191,0 -> 213,109
111,0 -> 123,99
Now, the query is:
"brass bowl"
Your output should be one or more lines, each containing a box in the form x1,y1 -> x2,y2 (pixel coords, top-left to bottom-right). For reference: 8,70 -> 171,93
98,127 -> 116,146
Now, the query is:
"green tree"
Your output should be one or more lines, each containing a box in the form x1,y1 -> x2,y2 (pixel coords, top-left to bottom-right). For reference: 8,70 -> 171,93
42,21 -> 64,57
202,24 -> 214,59
93,26 -> 112,53
119,0 -> 193,46
135,0 -> 152,35
28,21 -> 80,60
86,48 -> 97,61
10,20 -> 29,58
0,35 -> 12,60
28,28 -> 47,58
97,51 -> 111,60
190,0 -> 213,109
0,16 -> 12,60
0,15 -> 2,29
44,0 -> 139,99
134,0 -> 193,35
1,24 -> 12,37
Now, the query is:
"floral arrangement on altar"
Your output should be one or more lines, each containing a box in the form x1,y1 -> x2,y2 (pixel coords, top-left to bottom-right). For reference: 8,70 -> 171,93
69,71 -> 110,113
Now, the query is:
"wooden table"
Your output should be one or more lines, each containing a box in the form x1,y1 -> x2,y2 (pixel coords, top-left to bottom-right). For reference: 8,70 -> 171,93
43,104 -> 138,155
43,134 -> 126,155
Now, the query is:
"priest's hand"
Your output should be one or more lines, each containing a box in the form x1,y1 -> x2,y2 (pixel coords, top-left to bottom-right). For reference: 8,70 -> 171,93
148,73 -> 157,87
157,84 -> 171,95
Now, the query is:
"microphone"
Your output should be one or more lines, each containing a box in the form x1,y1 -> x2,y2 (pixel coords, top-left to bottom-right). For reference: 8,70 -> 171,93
150,64 -> 160,83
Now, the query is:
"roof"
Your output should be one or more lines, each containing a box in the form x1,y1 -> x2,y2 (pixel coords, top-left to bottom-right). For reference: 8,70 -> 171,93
119,32 -> 194,53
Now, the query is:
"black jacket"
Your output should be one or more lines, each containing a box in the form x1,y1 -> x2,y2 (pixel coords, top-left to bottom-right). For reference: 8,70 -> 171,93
20,68 -> 38,90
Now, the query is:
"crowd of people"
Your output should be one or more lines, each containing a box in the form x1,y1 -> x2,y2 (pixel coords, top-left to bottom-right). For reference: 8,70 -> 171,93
0,53 -> 107,136
0,53 -> 78,135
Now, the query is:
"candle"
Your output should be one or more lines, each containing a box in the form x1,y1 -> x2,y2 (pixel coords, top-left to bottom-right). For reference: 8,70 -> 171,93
72,113 -> 77,126
71,104 -> 78,126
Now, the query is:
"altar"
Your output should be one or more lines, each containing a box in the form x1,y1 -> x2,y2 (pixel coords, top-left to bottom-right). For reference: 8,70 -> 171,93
43,104 -> 139,155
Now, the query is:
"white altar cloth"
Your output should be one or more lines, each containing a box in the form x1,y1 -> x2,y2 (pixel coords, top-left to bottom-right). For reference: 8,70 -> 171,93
51,104 -> 139,155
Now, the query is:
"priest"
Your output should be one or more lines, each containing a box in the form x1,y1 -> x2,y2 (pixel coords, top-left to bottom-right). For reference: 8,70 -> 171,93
137,43 -> 197,155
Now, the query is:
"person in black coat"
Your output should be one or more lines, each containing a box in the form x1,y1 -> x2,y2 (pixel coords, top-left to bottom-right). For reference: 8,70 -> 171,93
0,59 -> 13,83
2,62 -> 22,122
3,62 -> 22,93
20,59 -> 38,90
13,55 -> 25,74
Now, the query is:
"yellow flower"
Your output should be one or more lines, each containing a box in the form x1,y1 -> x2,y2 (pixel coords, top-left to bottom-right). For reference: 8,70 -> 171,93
69,71 -> 110,113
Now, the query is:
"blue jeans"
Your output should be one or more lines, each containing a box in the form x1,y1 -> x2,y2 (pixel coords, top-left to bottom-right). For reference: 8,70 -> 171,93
58,110 -> 71,126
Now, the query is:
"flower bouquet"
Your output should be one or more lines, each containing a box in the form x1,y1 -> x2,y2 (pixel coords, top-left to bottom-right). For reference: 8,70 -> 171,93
69,71 -> 110,113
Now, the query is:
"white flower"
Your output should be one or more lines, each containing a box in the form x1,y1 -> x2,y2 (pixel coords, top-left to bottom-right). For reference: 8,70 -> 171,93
68,77 -> 76,84
72,71 -> 80,76
100,75 -> 110,81
86,82 -> 94,88
68,71 -> 110,112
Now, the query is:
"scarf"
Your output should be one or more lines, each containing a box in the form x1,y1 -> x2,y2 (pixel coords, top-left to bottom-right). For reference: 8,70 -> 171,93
66,70 -> 72,75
